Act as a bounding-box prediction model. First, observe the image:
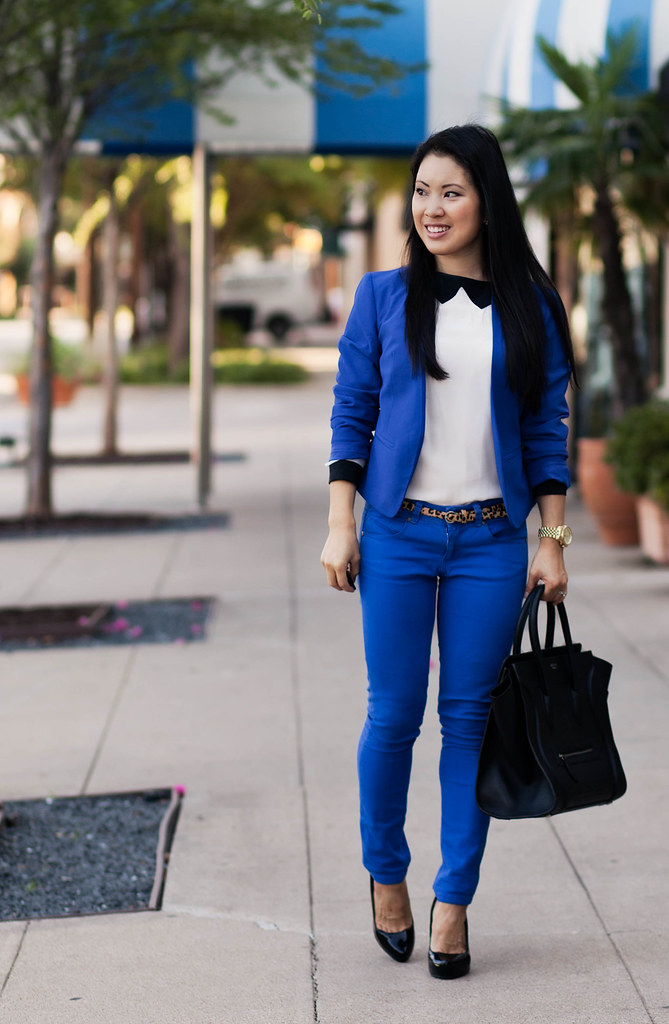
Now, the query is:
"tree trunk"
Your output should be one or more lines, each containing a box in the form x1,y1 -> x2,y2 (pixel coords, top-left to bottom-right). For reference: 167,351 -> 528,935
592,187 -> 647,414
27,149 -> 66,517
646,253 -> 662,392
128,200 -> 147,347
551,207 -> 579,322
167,214 -> 190,372
102,190 -> 121,456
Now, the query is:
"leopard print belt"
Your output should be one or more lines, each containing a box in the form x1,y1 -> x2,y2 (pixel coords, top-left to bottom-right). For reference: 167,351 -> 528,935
400,499 -> 507,524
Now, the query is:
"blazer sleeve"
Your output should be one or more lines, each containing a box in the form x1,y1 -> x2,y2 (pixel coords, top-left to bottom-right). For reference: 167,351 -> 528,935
329,274 -> 383,462
519,297 -> 571,491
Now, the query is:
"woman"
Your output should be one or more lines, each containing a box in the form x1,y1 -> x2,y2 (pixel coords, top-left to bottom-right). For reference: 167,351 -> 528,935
320,125 -> 576,979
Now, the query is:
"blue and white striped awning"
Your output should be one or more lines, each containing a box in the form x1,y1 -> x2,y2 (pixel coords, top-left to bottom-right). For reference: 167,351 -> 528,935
486,0 -> 669,110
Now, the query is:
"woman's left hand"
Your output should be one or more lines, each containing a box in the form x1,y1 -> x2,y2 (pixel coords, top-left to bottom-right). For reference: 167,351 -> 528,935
525,539 -> 568,603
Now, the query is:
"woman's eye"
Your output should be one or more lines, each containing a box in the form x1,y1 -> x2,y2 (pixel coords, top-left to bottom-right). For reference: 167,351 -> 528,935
444,191 -> 461,199
415,187 -> 426,196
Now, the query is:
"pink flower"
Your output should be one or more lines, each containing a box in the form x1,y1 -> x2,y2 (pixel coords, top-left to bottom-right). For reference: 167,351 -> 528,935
190,623 -> 203,634
190,601 -> 203,611
175,785 -> 186,796
127,625 -> 142,638
77,616 -> 89,627
113,617 -> 129,631
116,600 -> 129,609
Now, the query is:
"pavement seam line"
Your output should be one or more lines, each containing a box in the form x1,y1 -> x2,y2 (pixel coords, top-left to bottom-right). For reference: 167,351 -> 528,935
282,464 -> 320,1024
153,530 -> 185,597
80,648 -> 139,795
0,921 -> 30,999
19,538 -> 70,605
548,819 -> 656,1024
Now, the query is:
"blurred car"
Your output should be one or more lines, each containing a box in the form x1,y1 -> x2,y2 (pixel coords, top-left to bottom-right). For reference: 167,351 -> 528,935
214,262 -> 326,342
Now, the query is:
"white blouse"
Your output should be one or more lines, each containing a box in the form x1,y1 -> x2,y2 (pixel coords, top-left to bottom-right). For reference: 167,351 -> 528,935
405,286 -> 501,506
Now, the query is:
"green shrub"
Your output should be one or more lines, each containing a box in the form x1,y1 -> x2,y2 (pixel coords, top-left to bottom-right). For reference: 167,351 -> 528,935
119,342 -> 308,386
211,349 -> 308,385
119,343 -> 188,384
605,401 -> 669,494
13,338 -> 90,381
215,317 -> 247,350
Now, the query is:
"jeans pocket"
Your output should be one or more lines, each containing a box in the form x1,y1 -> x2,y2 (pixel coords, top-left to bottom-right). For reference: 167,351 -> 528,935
484,516 -> 528,541
360,505 -> 410,539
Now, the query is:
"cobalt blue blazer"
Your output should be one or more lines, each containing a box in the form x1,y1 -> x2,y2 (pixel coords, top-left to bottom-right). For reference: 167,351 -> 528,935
329,269 -> 571,528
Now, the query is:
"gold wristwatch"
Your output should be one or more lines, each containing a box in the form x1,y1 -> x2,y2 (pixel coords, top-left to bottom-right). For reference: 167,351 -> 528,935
538,525 -> 573,548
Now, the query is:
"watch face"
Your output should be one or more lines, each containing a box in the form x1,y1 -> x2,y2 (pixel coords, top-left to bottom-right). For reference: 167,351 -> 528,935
561,526 -> 573,546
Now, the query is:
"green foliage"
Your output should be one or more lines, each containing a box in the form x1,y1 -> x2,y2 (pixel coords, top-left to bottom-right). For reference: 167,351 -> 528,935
216,153 -> 407,257
498,29 -> 669,226
497,28 -> 668,413
215,318 -> 247,350
13,338 -> 89,381
605,401 -> 669,495
120,342 -> 308,385
211,348 -> 309,384
0,0 -> 408,155
120,343 -> 189,384
7,237 -> 34,284
296,0 -> 322,21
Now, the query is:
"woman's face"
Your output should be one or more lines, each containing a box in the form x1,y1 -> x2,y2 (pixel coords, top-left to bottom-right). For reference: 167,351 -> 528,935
411,152 -> 485,277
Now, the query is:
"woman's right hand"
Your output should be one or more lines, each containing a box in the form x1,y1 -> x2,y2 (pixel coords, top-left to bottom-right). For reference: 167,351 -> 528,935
320,523 -> 360,592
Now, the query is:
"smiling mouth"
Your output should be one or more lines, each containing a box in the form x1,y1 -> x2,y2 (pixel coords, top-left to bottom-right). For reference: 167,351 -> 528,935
425,225 -> 450,237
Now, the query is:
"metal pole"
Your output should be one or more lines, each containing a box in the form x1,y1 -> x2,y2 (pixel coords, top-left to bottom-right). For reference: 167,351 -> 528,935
189,143 -> 214,508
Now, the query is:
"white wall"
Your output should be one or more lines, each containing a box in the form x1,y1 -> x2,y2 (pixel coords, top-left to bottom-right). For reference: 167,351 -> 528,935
426,0 -> 510,130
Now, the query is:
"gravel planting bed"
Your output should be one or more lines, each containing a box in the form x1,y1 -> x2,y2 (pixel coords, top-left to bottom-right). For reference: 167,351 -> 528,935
0,789 -> 183,920
0,597 -> 214,651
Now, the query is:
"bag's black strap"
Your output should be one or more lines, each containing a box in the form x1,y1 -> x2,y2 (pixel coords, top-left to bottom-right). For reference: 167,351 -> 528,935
545,602 -> 556,649
513,585 -> 575,655
513,585 -> 544,654
556,600 -> 574,648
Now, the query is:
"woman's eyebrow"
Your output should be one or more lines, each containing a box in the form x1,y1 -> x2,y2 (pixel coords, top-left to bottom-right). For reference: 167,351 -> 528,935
416,179 -> 464,189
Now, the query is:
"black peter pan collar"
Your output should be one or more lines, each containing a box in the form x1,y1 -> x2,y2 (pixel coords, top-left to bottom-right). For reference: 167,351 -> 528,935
435,272 -> 491,309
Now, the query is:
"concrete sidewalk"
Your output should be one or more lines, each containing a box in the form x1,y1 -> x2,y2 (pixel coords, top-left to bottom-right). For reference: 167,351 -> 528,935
0,376 -> 666,1023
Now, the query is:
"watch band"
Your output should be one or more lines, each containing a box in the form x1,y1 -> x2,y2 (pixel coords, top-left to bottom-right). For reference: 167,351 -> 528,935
538,525 -> 572,547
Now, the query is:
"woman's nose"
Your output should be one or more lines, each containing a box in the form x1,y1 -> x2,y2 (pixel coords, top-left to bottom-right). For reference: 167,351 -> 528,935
426,198 -> 444,216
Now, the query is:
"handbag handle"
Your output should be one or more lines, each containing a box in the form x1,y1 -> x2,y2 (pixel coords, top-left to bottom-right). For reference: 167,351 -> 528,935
513,585 -> 574,656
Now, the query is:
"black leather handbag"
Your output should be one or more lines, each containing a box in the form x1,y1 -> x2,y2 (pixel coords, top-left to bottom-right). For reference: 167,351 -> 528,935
476,585 -> 627,819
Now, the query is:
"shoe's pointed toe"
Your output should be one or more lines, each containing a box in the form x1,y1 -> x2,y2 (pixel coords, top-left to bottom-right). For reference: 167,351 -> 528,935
370,876 -> 415,963
374,921 -> 415,963
427,898 -> 471,979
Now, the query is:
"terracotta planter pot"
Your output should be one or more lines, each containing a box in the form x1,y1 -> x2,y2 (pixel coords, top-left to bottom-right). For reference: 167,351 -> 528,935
577,437 -> 639,546
636,495 -> 669,565
15,374 -> 79,408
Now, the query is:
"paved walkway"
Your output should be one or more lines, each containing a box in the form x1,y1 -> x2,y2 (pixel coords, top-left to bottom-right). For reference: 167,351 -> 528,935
0,376 -> 666,1023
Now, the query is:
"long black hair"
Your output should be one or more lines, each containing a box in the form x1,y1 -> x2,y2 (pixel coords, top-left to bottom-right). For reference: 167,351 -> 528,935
404,124 -> 576,413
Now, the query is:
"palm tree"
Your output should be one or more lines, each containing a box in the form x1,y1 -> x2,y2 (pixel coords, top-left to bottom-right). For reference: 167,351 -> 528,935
498,29 -> 669,417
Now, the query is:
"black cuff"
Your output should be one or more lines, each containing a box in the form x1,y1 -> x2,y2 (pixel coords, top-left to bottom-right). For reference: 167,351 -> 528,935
329,460 -> 364,486
533,479 -> 567,497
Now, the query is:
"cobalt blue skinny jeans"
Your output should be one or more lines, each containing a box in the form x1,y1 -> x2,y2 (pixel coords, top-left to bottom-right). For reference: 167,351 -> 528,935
357,499 -> 527,905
